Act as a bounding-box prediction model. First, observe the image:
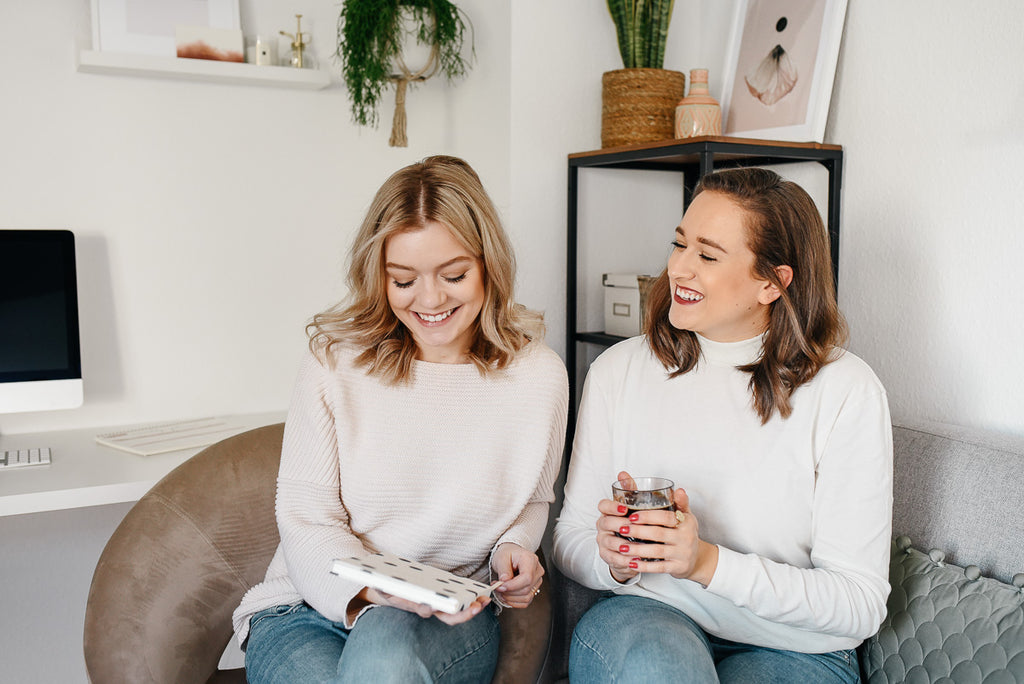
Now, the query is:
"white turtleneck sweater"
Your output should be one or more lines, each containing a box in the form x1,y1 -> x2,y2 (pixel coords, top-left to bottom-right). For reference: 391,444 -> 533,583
553,334 -> 892,654
233,340 -> 568,646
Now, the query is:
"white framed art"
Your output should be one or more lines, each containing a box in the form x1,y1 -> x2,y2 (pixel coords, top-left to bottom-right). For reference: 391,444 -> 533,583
91,0 -> 240,57
719,0 -> 847,143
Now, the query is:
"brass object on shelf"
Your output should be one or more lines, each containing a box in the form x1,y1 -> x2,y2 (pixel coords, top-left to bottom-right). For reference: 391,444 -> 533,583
280,14 -> 313,69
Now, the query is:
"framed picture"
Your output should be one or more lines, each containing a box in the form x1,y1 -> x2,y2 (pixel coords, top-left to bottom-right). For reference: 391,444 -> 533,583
719,0 -> 847,143
91,0 -> 241,57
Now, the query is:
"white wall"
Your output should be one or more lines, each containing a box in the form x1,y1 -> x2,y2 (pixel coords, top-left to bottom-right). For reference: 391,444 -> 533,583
12,1 -> 1012,441
0,0 -> 511,436
828,2 -> 1024,433
510,0 -> 1024,437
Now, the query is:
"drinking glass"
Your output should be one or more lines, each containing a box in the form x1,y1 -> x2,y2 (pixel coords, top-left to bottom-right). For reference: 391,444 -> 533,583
612,476 -> 675,544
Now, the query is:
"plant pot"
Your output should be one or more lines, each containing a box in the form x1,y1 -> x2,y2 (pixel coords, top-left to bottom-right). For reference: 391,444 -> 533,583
601,68 -> 687,149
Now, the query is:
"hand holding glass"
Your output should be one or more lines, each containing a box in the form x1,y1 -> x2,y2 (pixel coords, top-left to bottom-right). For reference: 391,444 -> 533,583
612,476 -> 676,545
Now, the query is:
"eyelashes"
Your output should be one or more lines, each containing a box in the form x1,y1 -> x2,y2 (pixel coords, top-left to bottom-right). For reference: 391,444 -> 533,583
391,273 -> 468,289
669,240 -> 717,262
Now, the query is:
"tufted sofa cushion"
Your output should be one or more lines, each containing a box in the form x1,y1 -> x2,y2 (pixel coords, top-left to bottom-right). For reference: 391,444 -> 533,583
861,537 -> 1024,683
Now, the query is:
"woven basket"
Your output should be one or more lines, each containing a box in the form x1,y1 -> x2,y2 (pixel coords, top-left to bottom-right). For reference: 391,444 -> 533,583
602,68 -> 686,149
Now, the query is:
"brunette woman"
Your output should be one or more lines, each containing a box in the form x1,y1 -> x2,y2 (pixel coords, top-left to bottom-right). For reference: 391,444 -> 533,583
554,168 -> 891,683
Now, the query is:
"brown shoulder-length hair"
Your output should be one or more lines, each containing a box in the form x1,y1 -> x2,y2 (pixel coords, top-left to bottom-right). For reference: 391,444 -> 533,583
307,155 -> 544,382
643,167 -> 847,423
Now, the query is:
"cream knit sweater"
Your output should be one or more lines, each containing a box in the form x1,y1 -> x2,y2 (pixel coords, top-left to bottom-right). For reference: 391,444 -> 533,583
233,340 -> 568,645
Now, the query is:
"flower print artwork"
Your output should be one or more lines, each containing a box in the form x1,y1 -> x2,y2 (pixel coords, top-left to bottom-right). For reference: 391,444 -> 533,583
723,0 -> 836,140
745,16 -> 798,106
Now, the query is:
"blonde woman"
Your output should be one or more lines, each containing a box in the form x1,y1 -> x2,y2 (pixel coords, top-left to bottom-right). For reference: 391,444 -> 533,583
235,156 -> 568,683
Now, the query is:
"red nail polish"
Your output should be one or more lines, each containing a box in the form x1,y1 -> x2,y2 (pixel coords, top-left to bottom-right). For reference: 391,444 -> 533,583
619,526 -> 629,535
629,513 -> 639,522
617,505 -> 627,514
628,561 -> 638,569
619,544 -> 629,553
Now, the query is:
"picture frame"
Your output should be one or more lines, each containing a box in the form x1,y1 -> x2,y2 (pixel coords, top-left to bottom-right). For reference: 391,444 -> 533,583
91,0 -> 241,57
719,0 -> 848,143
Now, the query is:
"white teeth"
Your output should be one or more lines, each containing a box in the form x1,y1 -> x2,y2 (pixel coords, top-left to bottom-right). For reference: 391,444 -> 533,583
418,309 -> 454,323
675,286 -> 704,302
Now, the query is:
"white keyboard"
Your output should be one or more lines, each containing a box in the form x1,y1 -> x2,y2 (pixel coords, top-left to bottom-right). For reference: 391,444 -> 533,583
95,416 -> 263,456
0,447 -> 52,470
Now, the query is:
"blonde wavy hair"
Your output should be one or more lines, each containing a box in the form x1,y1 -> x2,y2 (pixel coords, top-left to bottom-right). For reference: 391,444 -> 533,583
643,167 -> 847,423
308,155 -> 544,382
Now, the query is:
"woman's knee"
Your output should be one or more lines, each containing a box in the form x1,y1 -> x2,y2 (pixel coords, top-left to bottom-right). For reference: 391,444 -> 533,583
570,595 -> 717,682
338,606 -> 499,683
244,604 -> 347,684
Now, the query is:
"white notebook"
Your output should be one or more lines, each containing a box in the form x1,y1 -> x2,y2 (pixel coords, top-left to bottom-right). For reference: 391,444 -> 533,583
331,551 -> 501,614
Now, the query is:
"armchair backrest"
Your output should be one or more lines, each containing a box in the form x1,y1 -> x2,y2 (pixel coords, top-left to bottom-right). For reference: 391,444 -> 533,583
83,423 -> 284,684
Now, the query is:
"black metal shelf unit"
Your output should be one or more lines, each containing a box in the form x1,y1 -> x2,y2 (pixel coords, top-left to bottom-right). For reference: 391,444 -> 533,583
566,136 -> 844,415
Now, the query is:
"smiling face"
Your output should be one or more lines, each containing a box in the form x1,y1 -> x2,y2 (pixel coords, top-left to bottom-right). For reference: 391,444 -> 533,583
384,221 -> 486,363
666,191 -> 783,343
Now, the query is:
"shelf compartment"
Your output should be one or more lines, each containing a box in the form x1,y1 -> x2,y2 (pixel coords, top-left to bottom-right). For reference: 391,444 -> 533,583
76,50 -> 331,90
566,137 -> 844,433
575,331 -> 627,347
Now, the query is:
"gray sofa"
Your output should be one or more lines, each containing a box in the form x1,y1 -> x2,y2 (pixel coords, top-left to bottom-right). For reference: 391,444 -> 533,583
540,421 -> 1024,683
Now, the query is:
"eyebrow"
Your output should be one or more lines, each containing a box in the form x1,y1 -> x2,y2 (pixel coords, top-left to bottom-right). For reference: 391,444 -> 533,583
675,227 -> 728,254
385,256 -> 474,271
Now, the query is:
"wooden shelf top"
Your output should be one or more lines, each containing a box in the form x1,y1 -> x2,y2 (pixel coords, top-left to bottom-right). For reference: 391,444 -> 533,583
569,136 -> 842,169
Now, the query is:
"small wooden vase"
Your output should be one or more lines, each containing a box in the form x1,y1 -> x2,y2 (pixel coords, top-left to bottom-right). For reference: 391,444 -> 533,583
674,68 -> 722,139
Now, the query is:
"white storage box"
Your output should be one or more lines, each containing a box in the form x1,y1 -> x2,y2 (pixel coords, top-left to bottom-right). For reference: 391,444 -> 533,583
603,273 -> 647,337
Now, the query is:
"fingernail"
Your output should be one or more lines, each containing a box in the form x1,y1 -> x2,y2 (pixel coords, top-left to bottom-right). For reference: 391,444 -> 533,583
619,544 -> 629,553
628,561 -> 638,569
629,513 -> 639,522
617,505 -> 627,514
619,525 -> 629,535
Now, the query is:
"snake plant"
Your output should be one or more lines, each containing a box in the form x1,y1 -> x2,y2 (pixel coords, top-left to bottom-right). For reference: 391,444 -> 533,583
607,0 -> 675,69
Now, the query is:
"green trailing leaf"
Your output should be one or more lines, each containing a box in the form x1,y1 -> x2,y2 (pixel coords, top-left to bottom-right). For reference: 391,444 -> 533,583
606,0 -> 674,69
336,0 -> 473,128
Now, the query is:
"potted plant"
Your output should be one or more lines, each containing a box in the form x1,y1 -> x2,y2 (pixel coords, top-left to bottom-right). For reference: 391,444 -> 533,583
336,0 -> 472,147
602,0 -> 685,148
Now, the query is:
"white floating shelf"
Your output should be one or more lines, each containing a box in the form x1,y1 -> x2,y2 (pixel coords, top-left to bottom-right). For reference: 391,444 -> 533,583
76,50 -> 331,90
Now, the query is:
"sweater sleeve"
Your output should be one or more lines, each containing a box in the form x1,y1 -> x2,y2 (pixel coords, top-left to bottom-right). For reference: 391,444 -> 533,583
706,385 -> 894,640
275,352 -> 368,627
494,348 -> 570,555
553,360 -> 635,590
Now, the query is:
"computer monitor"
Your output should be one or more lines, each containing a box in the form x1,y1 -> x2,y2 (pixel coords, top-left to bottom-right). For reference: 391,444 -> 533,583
0,229 -> 83,413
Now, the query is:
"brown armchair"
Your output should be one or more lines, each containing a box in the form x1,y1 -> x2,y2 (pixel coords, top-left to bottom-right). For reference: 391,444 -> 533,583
83,423 -> 552,683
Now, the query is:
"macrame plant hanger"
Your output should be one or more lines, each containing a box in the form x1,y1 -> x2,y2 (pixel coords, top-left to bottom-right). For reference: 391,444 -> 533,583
388,42 -> 440,147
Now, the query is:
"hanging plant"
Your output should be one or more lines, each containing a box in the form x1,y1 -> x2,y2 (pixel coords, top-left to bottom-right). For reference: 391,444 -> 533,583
336,0 -> 473,146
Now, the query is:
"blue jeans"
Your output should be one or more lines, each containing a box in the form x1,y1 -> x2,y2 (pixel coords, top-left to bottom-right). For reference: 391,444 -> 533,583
569,595 -> 860,684
244,602 -> 500,683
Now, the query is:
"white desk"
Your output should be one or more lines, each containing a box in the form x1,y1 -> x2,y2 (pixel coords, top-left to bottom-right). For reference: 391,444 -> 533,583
0,412 -> 284,516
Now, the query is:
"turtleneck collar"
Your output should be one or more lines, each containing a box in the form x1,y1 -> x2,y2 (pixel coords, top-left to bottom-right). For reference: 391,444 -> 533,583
695,332 -> 765,367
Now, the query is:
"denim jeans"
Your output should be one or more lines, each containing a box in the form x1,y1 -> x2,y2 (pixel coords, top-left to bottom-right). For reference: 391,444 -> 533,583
244,602 -> 500,683
569,594 -> 860,684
